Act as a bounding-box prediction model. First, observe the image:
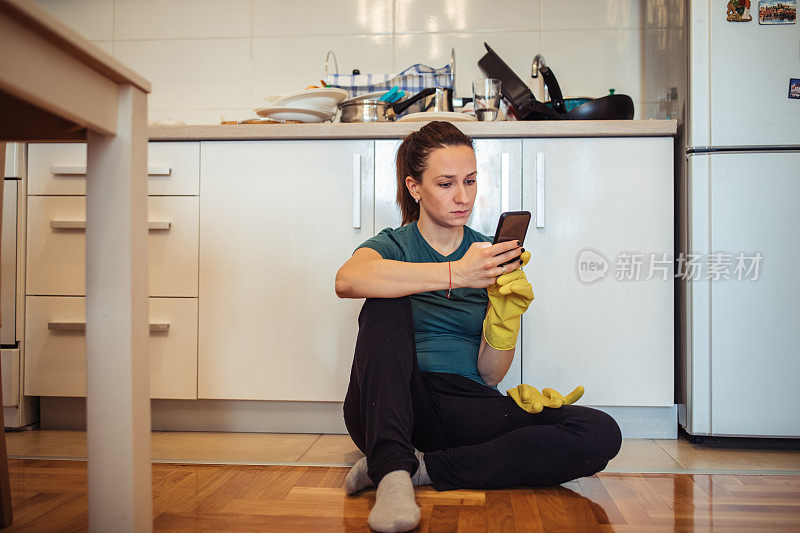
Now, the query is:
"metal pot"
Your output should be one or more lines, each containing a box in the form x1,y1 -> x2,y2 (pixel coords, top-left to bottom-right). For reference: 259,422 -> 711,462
338,99 -> 394,123
338,87 -> 454,123
394,87 -> 454,115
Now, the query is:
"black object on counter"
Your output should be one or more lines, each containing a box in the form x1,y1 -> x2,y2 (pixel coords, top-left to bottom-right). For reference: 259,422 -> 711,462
478,43 -> 560,120
478,42 -> 635,120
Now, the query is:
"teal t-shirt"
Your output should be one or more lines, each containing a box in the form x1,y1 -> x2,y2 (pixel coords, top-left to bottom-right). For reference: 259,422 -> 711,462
355,221 -> 493,386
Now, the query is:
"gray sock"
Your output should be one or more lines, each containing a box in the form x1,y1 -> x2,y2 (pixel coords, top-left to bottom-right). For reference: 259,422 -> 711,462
411,449 -> 431,486
345,456 -> 373,495
367,470 -> 421,533
346,449 -> 431,496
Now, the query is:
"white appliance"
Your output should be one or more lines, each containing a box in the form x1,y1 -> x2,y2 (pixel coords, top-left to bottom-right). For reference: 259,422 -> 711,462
681,2 -> 800,437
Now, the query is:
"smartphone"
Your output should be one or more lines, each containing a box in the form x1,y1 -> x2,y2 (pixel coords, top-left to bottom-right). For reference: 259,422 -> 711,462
492,211 -> 531,267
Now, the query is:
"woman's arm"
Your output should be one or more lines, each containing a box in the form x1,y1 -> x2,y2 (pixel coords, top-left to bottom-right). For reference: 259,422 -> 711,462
335,247 -> 451,298
335,241 -> 525,299
476,302 -> 516,387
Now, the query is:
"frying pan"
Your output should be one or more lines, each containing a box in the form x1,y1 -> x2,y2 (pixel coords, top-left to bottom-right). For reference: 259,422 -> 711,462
539,66 -> 634,120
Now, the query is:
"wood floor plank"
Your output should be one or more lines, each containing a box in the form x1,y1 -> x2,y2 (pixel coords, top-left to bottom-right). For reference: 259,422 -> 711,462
255,465 -> 305,500
598,474 -> 657,527
621,473 -> 673,516
317,466 -> 348,489
509,493 -> 545,532
534,486 -> 580,529
484,492 -> 515,533
3,459 -> 800,531
294,465 -> 330,488
22,494 -> 88,533
416,487 -> 485,506
456,504 -> 486,533
428,505 -> 460,533
575,475 -> 626,525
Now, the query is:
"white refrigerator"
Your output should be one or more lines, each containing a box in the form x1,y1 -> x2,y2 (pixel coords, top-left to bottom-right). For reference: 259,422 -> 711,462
681,1 -> 800,437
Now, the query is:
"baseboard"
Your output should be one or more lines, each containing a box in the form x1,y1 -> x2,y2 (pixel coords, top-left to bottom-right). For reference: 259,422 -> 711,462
41,397 -> 348,434
592,405 -> 678,439
41,397 -> 677,438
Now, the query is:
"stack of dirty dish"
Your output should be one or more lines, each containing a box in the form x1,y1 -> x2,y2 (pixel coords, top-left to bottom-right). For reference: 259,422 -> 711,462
255,87 -> 349,123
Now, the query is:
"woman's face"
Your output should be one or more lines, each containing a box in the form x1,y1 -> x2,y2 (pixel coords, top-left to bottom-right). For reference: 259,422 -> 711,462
407,145 -> 478,228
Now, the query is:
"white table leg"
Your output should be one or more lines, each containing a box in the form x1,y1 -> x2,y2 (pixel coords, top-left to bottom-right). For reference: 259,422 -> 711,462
85,84 -> 152,532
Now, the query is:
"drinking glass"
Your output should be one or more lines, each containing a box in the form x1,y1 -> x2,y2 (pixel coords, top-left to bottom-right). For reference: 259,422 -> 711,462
472,78 -> 502,121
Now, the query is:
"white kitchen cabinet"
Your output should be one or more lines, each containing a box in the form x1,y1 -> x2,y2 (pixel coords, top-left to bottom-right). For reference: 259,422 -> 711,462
521,138 -> 674,407
26,195 -> 199,297
24,296 -> 198,399
198,140 -> 374,401
375,139 -> 524,391
23,141 -> 200,404
27,142 -> 200,196
1,179 -> 18,345
1,349 -> 19,407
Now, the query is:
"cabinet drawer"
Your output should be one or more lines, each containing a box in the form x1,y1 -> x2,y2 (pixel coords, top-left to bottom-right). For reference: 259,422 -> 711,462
28,142 -> 200,196
1,348 -> 19,407
26,196 -> 199,297
24,296 -> 198,399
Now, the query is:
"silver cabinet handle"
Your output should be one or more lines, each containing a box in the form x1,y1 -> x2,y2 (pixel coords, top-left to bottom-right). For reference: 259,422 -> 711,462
501,152 -> 510,213
50,220 -> 172,231
51,166 -> 172,176
535,152 -> 545,228
48,321 -> 170,333
352,153 -> 361,229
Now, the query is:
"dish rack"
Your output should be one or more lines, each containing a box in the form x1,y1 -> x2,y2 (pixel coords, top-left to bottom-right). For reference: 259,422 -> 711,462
323,49 -> 456,99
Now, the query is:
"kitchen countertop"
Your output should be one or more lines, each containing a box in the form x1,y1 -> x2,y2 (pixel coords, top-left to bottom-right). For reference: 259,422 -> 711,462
148,120 -> 677,141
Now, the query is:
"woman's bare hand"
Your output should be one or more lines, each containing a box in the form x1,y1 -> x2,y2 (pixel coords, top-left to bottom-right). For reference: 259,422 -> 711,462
452,240 -> 524,288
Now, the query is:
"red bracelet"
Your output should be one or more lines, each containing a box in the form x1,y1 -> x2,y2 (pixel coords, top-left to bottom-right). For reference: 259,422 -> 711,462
447,262 -> 452,299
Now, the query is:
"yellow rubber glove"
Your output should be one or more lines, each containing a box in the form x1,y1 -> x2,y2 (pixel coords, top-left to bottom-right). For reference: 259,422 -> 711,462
482,251 -> 534,350
507,384 -> 585,414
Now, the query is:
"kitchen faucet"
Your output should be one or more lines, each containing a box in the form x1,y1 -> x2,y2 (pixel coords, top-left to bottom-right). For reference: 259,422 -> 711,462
531,54 -> 546,78
530,54 -> 547,101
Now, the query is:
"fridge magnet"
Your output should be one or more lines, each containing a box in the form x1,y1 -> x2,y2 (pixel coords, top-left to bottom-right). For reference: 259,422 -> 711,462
727,0 -> 753,21
759,0 -> 797,24
789,79 -> 800,99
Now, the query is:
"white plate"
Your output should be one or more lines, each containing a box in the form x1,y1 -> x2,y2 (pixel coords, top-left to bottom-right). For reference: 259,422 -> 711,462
273,88 -> 349,111
397,111 -> 478,123
254,106 -> 335,123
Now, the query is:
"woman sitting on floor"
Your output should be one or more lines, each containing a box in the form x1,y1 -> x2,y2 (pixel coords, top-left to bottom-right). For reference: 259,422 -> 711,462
334,121 -> 622,533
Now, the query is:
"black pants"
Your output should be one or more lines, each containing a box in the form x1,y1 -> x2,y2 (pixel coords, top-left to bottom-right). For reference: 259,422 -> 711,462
343,297 -> 622,491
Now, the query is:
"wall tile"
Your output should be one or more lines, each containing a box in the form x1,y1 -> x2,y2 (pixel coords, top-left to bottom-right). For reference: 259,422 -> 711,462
33,0 -> 113,41
253,0 -> 393,36
36,0 -> 679,125
394,32 -> 540,99
643,29 -> 669,104
540,29 -> 642,106
541,0 -> 640,30
115,39 -> 252,111
395,0 -> 540,33
90,40 -> 114,55
148,108 -> 254,125
252,35 -> 393,103
115,0 -> 251,40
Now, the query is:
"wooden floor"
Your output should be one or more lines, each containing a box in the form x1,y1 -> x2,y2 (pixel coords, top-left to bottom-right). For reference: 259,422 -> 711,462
2,459 -> 800,531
